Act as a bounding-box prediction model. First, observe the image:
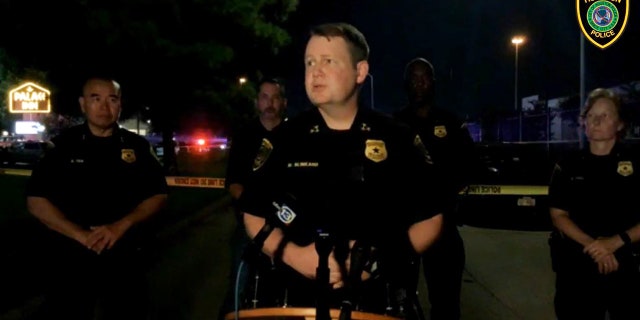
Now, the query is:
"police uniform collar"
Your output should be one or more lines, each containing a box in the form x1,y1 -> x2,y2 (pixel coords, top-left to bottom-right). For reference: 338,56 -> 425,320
308,107 -> 372,133
611,141 -> 631,158
80,122 -> 123,141
582,141 -> 625,159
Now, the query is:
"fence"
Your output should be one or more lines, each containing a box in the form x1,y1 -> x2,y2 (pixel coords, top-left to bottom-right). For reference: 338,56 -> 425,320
467,106 -> 640,144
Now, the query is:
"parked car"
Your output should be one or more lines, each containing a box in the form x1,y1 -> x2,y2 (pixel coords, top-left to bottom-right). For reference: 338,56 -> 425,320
2,140 -> 53,167
457,141 -> 580,231
0,136 -> 23,149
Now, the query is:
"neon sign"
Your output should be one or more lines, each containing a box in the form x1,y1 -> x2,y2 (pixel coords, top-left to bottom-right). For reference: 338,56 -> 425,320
9,82 -> 51,113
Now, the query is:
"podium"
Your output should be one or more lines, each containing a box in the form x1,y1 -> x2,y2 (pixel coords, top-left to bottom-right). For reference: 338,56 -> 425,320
225,308 -> 402,320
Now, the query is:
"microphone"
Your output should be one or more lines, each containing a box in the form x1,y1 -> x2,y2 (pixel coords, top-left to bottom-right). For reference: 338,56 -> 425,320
271,195 -> 298,227
315,228 -> 333,320
339,240 -> 371,320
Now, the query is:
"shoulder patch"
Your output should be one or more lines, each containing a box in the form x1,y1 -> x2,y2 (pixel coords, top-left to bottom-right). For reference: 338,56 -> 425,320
252,138 -> 274,171
553,163 -> 562,172
414,135 -> 433,164
149,145 -> 161,162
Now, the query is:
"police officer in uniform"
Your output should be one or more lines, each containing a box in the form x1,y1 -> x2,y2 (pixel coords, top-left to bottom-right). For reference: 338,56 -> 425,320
549,88 -> 640,320
240,23 -> 443,319
394,58 -> 477,320
219,77 -> 287,317
26,76 -> 168,320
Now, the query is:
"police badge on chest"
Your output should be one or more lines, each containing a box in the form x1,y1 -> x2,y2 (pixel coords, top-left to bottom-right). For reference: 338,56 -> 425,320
121,149 -> 136,163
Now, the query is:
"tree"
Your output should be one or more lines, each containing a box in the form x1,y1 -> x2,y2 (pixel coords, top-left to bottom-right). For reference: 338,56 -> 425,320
0,0 -> 298,172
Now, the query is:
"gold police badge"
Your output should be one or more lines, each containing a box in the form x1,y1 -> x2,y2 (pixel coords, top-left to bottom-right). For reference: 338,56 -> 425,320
434,125 -> 447,138
121,149 -> 136,163
365,139 -> 387,163
617,161 -> 633,177
252,138 -> 274,171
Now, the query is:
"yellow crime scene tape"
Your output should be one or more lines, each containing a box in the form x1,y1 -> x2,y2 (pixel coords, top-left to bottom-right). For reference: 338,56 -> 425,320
0,168 -> 548,194
0,168 -> 32,176
0,168 -> 226,189
462,184 -> 548,196
165,176 -> 225,188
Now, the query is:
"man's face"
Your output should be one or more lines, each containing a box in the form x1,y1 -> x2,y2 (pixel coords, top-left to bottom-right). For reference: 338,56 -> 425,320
256,82 -> 286,121
304,35 -> 367,108
79,79 -> 121,131
407,62 -> 434,103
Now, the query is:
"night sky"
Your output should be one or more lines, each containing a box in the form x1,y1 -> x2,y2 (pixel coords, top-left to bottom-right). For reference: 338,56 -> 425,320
275,0 -> 640,119
2,0 -> 639,123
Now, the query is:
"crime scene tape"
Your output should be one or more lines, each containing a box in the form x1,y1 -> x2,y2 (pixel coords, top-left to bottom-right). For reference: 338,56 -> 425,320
462,184 -> 548,196
0,168 -> 547,194
0,168 -> 32,176
0,168 -> 226,189
166,176 -> 225,188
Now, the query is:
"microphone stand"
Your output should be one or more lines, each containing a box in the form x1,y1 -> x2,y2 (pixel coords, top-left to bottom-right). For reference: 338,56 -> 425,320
315,229 -> 333,320
242,220 -> 275,309
339,240 -> 370,320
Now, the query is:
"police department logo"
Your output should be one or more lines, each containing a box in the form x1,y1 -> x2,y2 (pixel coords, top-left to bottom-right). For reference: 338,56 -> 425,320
577,0 -> 628,49
252,138 -> 273,171
434,125 -> 447,138
365,139 -> 387,163
617,161 -> 633,177
121,149 -> 136,163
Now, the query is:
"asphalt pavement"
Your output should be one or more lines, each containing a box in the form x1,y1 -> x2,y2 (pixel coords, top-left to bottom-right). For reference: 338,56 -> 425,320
1,200 -> 557,320
446,226 -> 555,320
145,204 -> 558,320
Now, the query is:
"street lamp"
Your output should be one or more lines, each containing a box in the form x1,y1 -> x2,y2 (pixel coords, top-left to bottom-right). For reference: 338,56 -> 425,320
238,77 -> 247,85
511,36 -> 525,141
366,73 -> 374,109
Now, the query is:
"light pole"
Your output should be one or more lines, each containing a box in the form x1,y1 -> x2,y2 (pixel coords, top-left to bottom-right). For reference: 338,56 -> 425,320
366,73 -> 374,109
238,77 -> 247,86
579,34 -> 586,149
511,36 -> 525,141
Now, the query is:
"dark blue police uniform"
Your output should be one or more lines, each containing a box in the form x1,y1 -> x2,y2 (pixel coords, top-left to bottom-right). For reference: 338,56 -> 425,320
549,143 -> 640,320
26,122 -> 168,320
226,119 -> 281,195
394,106 -> 476,320
240,106 -> 442,317
220,119 -> 282,318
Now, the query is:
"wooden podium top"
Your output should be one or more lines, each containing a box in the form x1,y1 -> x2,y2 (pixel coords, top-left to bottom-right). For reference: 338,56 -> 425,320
225,308 -> 402,320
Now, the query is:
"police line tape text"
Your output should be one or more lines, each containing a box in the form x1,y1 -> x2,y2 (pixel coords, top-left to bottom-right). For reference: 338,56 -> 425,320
167,177 -> 225,188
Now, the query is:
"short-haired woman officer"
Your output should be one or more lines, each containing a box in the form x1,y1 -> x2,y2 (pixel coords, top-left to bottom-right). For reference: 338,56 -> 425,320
548,88 -> 640,320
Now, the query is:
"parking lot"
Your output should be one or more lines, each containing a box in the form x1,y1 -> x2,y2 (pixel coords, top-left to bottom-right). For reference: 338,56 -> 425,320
0,140 -> 52,168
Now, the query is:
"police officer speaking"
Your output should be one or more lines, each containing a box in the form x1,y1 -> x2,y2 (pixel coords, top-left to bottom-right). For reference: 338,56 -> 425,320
239,23 -> 444,320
